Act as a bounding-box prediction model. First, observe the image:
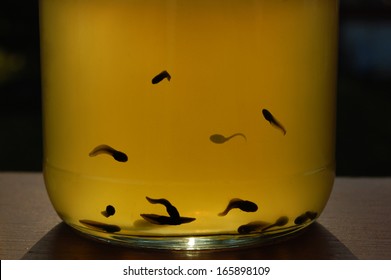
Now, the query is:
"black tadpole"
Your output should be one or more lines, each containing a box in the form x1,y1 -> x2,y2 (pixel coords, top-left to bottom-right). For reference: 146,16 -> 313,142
145,196 -> 180,220
141,196 -> 196,225
89,144 -> 128,162
262,108 -> 286,135
261,216 -> 289,232
79,219 -> 121,233
218,198 -> 258,216
237,221 -> 271,234
294,211 -> 318,225
140,214 -> 195,226
152,70 -> 171,84
101,205 -> 116,217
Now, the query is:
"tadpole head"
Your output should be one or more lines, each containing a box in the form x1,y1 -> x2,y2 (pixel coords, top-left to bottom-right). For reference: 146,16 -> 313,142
106,205 -> 116,216
262,109 -> 272,122
294,214 -> 309,225
275,216 -> 289,226
246,201 -> 258,212
113,152 -> 128,162
305,211 -> 318,220
209,134 -> 226,144
238,225 -> 252,234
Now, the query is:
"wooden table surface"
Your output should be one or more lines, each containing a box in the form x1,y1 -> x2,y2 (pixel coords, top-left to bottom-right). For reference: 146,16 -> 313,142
1,172 -> 390,260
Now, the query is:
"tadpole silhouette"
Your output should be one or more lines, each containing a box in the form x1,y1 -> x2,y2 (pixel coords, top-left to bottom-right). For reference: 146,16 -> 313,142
79,219 -> 121,233
237,221 -> 271,234
101,205 -> 116,217
261,216 -> 289,231
152,70 -> 171,84
89,144 -> 128,162
209,133 -> 247,144
218,198 -> 258,216
141,196 -> 196,225
262,109 -> 286,135
294,211 -> 318,225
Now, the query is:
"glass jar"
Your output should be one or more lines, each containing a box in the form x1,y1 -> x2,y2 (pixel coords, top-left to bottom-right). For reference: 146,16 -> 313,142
39,0 -> 338,250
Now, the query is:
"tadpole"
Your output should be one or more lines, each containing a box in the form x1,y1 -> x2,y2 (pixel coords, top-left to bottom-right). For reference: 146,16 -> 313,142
145,196 -> 180,220
209,133 -> 247,144
261,216 -> 289,231
101,205 -> 116,217
140,214 -> 195,226
218,198 -> 258,216
294,211 -> 318,225
262,109 -> 286,135
89,144 -> 128,162
152,70 -> 171,84
237,221 -> 271,234
79,219 -> 121,233
141,196 -> 196,226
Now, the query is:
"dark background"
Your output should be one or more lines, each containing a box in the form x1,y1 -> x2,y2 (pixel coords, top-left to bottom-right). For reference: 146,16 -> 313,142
1,0 -> 391,176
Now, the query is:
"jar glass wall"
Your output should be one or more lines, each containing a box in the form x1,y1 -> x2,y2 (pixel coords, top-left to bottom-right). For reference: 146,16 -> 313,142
40,0 -> 338,250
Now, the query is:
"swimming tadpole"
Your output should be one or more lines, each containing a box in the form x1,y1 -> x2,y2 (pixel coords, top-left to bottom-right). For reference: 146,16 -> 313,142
141,196 -> 196,226
294,211 -> 318,225
152,70 -> 171,84
237,221 -> 271,234
262,109 -> 286,135
145,196 -> 180,220
140,214 -> 196,226
79,219 -> 121,233
89,144 -> 128,162
261,216 -> 289,232
218,198 -> 258,216
209,133 -> 247,144
101,205 -> 116,218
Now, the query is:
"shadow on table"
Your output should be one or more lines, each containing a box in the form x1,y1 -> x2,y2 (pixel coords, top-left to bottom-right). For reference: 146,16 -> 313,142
22,222 -> 356,260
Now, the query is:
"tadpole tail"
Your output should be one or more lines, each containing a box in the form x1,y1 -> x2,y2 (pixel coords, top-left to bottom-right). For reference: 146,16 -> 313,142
262,109 -> 286,135
165,72 -> 171,81
261,223 -> 276,232
218,207 -> 231,216
262,216 -> 289,231
101,211 -> 110,218
89,144 -> 128,162
271,120 -> 287,135
238,221 -> 270,234
146,196 -> 180,220
89,144 -> 114,157
227,133 -> 247,141
146,197 -> 172,207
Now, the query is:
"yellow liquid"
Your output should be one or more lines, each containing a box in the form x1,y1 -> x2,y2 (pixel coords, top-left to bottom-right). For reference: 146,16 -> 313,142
40,0 -> 338,247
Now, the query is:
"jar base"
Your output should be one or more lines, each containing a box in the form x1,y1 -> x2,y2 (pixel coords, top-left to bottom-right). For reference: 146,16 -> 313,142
68,221 -> 312,251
